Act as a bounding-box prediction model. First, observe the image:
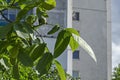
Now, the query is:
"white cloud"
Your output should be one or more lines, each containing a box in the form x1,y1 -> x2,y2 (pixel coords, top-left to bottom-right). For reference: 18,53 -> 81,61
112,42 -> 120,68
112,0 -> 120,69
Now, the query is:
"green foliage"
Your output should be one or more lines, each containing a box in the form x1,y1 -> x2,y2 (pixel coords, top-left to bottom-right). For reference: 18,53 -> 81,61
47,24 -> 60,35
41,0 -> 56,10
0,25 -> 12,39
67,74 -> 81,80
0,0 -> 96,79
112,64 -> 120,80
54,60 -> 66,80
66,28 -> 79,52
36,52 -> 53,76
54,30 -> 71,58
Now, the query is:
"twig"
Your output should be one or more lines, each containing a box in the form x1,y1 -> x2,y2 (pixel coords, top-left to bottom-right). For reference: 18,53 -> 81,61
10,0 -> 16,6
0,11 -> 12,23
34,29 -> 50,52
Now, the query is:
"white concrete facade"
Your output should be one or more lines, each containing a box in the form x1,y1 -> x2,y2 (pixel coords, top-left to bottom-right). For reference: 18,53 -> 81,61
72,0 -> 111,80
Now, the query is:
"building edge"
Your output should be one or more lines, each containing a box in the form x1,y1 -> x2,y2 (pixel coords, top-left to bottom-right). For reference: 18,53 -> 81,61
106,0 -> 112,80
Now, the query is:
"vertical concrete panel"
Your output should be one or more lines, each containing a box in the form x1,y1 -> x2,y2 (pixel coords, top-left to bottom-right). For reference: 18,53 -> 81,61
66,0 -> 73,75
78,10 -> 108,80
106,0 -> 112,80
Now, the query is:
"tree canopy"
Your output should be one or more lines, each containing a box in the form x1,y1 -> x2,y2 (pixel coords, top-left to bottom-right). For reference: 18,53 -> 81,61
112,64 -> 120,80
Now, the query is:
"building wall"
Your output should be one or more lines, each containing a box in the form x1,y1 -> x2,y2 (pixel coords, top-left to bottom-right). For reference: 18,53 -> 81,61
72,0 -> 111,80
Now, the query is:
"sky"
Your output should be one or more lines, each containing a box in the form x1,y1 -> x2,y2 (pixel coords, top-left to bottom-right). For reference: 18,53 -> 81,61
112,0 -> 120,68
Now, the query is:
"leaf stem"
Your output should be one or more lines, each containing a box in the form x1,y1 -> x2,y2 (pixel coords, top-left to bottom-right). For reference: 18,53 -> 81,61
34,29 -> 50,52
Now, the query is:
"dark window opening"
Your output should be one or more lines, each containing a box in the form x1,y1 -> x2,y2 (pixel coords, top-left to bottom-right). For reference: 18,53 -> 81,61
73,71 -> 80,78
72,12 -> 79,21
73,50 -> 79,59
0,20 -> 8,26
9,14 -> 16,21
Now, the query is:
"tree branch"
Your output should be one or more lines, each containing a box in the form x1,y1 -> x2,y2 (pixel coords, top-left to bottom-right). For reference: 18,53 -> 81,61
10,0 -> 16,6
0,11 -> 12,23
34,29 -> 50,52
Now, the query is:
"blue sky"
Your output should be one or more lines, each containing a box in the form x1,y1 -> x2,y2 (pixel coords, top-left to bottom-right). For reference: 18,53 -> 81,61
112,0 -> 120,68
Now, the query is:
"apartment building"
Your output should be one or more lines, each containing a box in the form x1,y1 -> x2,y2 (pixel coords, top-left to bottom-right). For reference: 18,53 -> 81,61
44,0 -> 111,80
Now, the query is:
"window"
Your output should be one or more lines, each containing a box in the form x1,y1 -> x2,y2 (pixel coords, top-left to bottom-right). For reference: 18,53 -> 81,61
0,9 -> 17,26
72,12 -> 79,21
0,15 -> 2,19
0,10 -> 8,20
8,9 -> 17,21
73,50 -> 79,59
9,14 -> 16,21
0,9 -> 33,26
73,71 -> 79,78
0,20 -> 8,26
3,10 -> 8,18
0,10 -> 17,21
